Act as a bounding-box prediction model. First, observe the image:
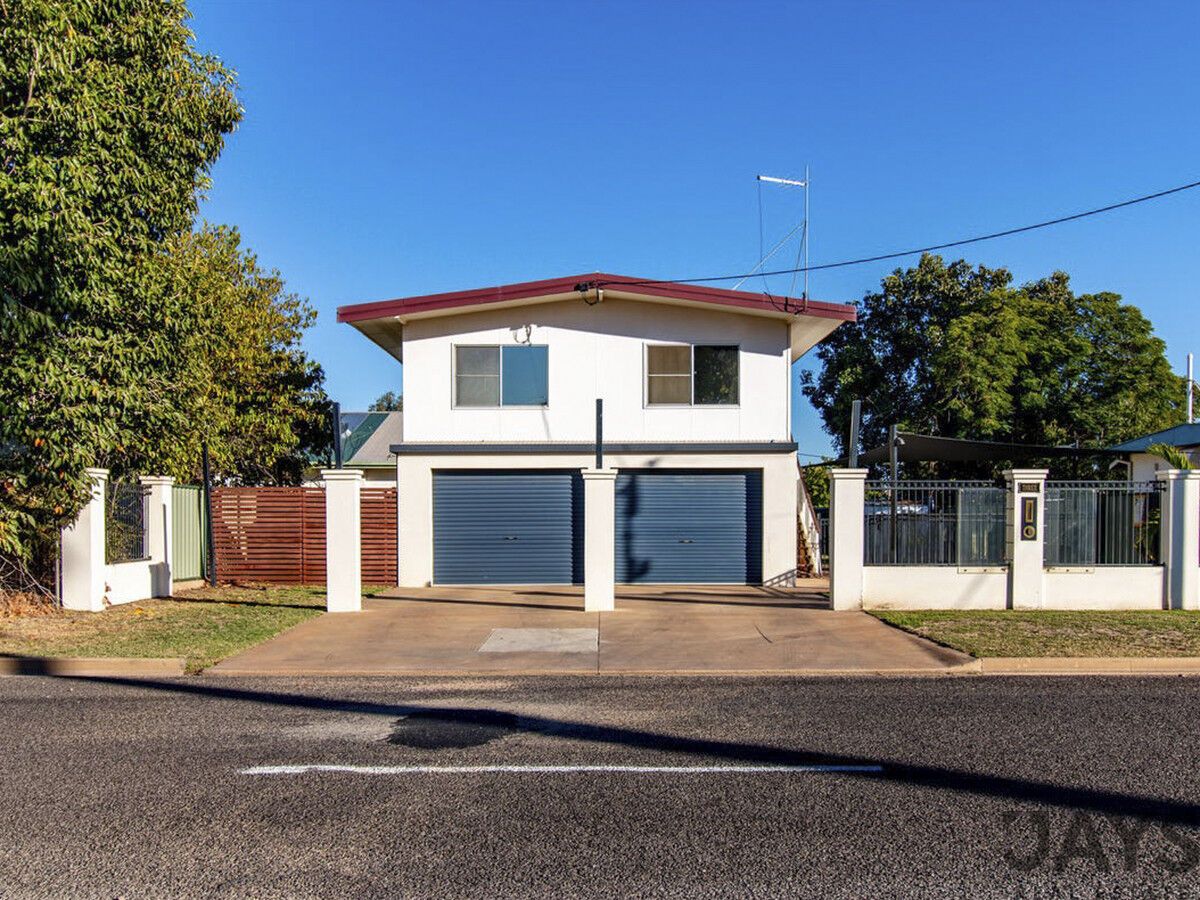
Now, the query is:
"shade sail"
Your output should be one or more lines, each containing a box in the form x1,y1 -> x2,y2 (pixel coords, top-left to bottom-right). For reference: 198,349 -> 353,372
847,432 -> 1127,466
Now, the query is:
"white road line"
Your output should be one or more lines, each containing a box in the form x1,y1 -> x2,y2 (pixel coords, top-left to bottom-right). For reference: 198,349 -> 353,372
240,764 -> 883,776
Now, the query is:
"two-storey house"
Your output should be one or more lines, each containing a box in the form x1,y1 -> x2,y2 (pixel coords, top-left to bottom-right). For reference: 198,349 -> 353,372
337,273 -> 855,593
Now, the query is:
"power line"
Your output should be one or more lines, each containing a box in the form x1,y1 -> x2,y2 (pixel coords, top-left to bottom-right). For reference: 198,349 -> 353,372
591,178 -> 1200,292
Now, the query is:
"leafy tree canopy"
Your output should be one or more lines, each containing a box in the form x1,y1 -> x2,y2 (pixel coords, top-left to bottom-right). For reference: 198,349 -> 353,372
801,254 -> 1183,470
152,225 -> 330,485
0,1 -> 326,560
369,391 -> 403,412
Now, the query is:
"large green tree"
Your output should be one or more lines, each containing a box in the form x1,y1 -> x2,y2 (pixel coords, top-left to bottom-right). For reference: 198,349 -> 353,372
0,1 -> 326,563
369,391 -> 403,412
801,254 -> 1183,465
150,225 -> 330,485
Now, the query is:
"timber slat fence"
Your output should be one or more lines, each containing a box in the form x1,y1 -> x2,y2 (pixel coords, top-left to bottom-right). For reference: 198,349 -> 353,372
212,486 -> 397,585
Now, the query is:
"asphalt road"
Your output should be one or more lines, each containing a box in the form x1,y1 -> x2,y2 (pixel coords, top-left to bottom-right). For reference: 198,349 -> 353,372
2,674 -> 1200,898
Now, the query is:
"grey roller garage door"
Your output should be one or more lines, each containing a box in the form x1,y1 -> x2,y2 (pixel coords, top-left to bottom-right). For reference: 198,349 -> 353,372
433,470 -> 583,584
615,470 -> 763,584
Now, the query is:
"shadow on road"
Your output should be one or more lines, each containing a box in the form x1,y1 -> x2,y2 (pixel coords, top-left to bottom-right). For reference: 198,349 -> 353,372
72,675 -> 1200,828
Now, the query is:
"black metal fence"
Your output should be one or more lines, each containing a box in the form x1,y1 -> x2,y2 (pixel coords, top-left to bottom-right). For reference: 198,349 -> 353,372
815,506 -> 830,572
864,480 -> 1008,567
1044,481 -> 1163,566
106,482 -> 148,564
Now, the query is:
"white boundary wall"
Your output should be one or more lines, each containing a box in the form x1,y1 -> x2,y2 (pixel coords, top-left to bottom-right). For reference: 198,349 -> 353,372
60,470 -> 175,611
1042,567 -> 1165,611
830,468 -> 1200,612
862,567 -> 1008,610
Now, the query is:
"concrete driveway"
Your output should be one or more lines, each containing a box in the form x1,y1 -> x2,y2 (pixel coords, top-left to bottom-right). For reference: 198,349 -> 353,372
208,581 -> 970,676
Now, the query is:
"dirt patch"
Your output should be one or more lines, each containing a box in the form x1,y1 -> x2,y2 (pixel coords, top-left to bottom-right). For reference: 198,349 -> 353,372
0,591 -> 60,619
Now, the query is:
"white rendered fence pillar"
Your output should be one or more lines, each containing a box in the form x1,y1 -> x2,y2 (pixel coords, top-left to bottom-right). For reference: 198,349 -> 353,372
1158,469 -> 1200,610
582,468 -> 618,612
322,469 -> 362,612
829,469 -> 867,610
1005,469 -> 1048,610
60,468 -> 108,612
139,475 -> 174,598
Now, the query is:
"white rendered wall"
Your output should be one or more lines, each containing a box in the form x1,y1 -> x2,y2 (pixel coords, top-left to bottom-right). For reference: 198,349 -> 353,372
1041,568 -> 1165,610
401,298 -> 791,443
396,451 -> 797,587
862,567 -> 1009,610
104,561 -> 156,606
323,469 -> 363,612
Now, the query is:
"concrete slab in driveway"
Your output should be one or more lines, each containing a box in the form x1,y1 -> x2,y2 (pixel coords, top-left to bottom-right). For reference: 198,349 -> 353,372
208,581 -> 970,676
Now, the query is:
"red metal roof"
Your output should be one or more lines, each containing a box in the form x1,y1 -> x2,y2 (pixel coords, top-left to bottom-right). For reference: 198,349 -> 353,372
336,273 -> 857,323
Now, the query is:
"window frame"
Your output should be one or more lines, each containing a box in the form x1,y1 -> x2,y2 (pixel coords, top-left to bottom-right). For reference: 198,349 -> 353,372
643,342 -> 741,408
452,343 -> 550,409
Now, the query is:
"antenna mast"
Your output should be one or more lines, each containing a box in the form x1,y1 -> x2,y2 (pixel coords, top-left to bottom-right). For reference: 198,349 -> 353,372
1189,353 -> 1195,424
738,171 -> 810,302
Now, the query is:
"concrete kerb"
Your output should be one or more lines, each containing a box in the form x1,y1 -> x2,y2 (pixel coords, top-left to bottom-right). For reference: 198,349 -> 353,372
978,657 -> 1200,675
0,657 -> 186,677
6,657 -> 1198,677
199,658 -> 1200,677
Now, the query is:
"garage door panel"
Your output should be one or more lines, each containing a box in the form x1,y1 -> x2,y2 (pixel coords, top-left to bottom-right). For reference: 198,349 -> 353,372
615,470 -> 762,584
433,471 -> 582,584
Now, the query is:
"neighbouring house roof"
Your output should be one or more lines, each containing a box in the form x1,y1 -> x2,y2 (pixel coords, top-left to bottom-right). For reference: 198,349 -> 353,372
1109,423 -> 1200,452
342,410 -> 403,467
336,272 -> 857,364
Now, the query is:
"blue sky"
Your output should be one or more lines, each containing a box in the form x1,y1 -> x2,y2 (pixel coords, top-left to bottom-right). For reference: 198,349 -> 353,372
190,0 -> 1200,458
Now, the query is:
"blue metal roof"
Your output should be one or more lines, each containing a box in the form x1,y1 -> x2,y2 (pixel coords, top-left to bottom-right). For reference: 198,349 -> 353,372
1109,423 -> 1200,452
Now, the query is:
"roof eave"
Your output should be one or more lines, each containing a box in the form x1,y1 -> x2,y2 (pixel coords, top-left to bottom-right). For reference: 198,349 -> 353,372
350,318 -> 404,364
336,273 -> 857,328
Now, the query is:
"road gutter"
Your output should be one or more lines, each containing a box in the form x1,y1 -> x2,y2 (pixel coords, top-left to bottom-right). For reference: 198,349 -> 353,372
978,657 -> 1200,675
0,657 -> 186,677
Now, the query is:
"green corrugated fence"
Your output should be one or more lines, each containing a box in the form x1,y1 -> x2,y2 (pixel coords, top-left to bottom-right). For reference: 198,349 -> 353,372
172,484 -> 207,581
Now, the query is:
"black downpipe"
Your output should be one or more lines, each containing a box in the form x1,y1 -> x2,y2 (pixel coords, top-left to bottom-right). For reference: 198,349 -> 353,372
889,423 -> 899,565
201,442 -> 217,586
332,401 -> 343,469
848,399 -> 862,469
595,398 -> 603,469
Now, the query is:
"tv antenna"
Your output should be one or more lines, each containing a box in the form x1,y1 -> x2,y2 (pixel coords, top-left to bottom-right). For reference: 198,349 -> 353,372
734,168 -> 810,304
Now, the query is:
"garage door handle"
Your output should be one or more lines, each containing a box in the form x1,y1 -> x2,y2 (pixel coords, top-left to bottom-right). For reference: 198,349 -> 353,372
503,536 -> 519,541
678,539 -> 695,544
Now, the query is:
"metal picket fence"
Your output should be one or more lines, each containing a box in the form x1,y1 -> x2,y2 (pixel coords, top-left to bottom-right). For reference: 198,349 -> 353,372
863,480 -> 1008,567
1044,481 -> 1163,566
105,482 -> 148,563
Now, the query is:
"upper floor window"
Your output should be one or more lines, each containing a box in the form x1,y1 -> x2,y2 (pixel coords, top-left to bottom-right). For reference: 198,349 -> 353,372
454,345 -> 549,407
646,344 -> 738,406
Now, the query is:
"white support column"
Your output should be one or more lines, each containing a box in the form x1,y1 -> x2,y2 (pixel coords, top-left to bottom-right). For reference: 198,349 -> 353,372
582,468 -> 618,612
61,468 -> 108,612
322,469 -> 363,612
829,469 -> 867,610
139,476 -> 174,598
1158,469 -> 1200,610
1005,469 -> 1048,610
